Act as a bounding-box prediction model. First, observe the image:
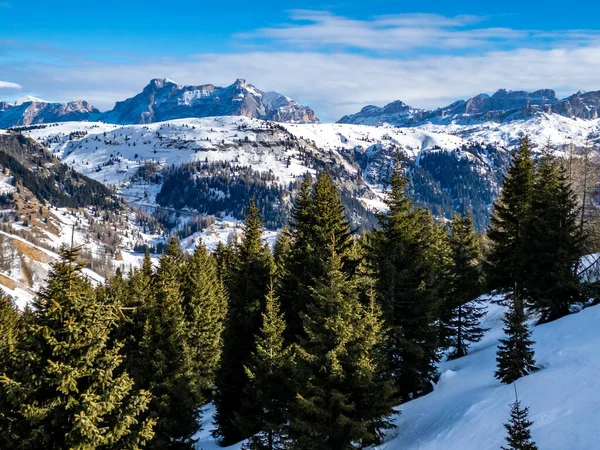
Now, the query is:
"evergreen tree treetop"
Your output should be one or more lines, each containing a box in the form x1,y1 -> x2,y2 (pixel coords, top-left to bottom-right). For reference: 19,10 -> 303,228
501,387 -> 538,450
0,246 -> 155,449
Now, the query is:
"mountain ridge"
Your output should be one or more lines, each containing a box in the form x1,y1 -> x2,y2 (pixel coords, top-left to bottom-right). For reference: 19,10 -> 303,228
338,88 -> 600,126
0,78 -> 319,128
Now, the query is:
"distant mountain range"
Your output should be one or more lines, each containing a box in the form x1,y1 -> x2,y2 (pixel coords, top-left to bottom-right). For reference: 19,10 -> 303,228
338,89 -> 600,126
0,78 -> 319,128
5,82 -> 600,130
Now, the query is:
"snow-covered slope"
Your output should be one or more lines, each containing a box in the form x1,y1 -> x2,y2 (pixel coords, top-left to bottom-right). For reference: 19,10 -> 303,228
20,117 -> 472,220
18,112 -> 598,232
194,301 -> 600,450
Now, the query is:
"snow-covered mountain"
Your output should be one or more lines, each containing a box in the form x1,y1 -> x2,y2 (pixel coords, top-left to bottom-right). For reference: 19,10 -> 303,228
21,117 -> 512,230
0,79 -> 318,129
0,131 -> 164,304
100,78 -> 318,124
338,88 -> 600,126
0,99 -> 100,129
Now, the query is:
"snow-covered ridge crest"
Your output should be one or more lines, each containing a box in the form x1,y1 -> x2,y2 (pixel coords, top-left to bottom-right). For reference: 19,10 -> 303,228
0,78 -> 319,129
100,78 -> 319,125
339,88 -> 600,126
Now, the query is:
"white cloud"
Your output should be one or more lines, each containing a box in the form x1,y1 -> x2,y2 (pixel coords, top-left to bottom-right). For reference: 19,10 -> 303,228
0,80 -> 21,89
236,11 -> 600,53
4,12 -> 600,120
4,45 -> 600,121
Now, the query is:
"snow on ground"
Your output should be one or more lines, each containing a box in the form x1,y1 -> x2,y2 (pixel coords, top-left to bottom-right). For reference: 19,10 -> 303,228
195,301 -> 600,450
180,218 -> 278,253
418,113 -> 600,149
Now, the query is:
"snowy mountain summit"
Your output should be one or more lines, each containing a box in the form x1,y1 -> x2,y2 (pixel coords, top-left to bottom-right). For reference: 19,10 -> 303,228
0,98 -> 100,129
101,78 -> 319,124
0,79 -> 319,128
338,88 -> 600,126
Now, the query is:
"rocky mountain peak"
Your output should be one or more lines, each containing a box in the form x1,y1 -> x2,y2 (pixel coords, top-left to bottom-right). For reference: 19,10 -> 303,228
338,88 -> 600,126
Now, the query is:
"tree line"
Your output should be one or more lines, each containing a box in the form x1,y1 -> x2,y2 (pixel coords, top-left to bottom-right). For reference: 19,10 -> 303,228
0,137 -> 587,449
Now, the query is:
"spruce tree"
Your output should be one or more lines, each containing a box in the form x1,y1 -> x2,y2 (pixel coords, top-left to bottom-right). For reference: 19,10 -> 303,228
495,298 -> 536,384
214,240 -> 234,283
442,212 -> 487,359
502,390 -> 538,450
136,248 -> 202,449
114,250 -> 154,383
242,284 -> 293,450
486,137 -> 536,304
181,241 -> 227,400
0,292 -> 19,366
524,149 -> 583,322
279,173 -> 354,341
272,227 -> 291,282
0,247 -> 155,449
289,247 -> 394,450
214,199 -> 274,445
369,155 -> 441,400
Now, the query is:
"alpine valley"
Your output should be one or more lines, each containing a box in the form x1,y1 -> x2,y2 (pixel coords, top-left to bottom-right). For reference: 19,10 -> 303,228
2,79 -> 600,303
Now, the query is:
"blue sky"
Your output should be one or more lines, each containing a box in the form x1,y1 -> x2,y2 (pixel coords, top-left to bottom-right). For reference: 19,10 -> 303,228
2,0 -> 600,120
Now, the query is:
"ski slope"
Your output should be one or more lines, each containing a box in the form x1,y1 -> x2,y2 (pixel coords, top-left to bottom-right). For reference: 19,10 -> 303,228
195,301 -> 600,450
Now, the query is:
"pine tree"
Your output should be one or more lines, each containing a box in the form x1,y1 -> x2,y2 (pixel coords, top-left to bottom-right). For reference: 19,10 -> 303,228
242,284 -> 293,450
279,173 -> 354,342
369,155 -> 441,400
272,227 -> 291,283
524,148 -> 583,322
442,212 -> 487,359
502,389 -> 538,450
214,240 -> 234,283
136,248 -> 202,449
495,297 -> 536,384
486,137 -> 536,304
181,241 -> 227,400
289,247 -> 394,450
214,199 -> 274,445
0,292 -> 19,366
0,247 -> 155,449
114,250 -> 154,386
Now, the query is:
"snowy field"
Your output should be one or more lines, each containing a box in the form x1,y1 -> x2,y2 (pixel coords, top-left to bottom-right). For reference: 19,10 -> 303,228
195,301 -> 600,450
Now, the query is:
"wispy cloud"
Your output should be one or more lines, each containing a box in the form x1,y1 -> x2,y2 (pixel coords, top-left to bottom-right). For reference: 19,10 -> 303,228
237,10 -> 600,53
5,45 -> 600,120
0,2 -> 12,8
5,12 -> 600,120
0,80 -> 21,89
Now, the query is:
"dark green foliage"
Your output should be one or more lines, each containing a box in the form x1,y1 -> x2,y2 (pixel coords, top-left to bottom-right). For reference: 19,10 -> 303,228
485,137 -> 536,301
289,249 -> 395,450
279,173 -> 354,341
0,292 -> 19,366
416,144 -> 511,230
523,149 -> 583,323
135,248 -> 202,449
502,395 -> 539,450
181,242 -> 227,399
214,240 -> 235,283
442,213 -> 487,359
0,247 -> 154,449
242,285 -> 293,450
214,199 -> 274,445
495,300 -> 536,384
272,227 -> 292,282
369,156 -> 441,400
156,161 -> 289,229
